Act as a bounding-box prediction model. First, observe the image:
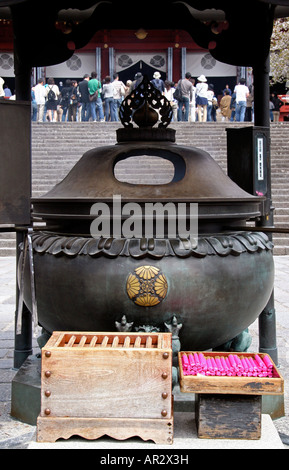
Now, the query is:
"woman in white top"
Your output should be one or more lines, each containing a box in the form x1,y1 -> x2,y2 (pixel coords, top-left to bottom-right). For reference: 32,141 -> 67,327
196,75 -> 208,122
164,80 -> 177,121
102,76 -> 116,121
189,78 -> 196,122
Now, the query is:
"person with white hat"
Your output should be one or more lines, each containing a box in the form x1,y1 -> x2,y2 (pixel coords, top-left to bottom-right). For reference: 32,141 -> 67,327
151,71 -> 165,93
196,75 -> 208,122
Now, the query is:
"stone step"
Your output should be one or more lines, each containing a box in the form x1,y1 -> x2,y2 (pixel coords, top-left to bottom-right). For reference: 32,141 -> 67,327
274,207 -> 289,214
273,219 -> 289,226
0,238 -> 16,249
0,247 -> 17,256
274,203 -> 289,210
272,246 -> 289,255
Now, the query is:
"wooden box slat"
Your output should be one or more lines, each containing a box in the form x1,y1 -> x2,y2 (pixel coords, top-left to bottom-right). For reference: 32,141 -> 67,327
47,331 -> 171,349
178,351 -> 284,395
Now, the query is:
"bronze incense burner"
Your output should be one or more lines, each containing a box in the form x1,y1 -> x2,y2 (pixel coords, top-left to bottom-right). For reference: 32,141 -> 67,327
21,77 -> 274,351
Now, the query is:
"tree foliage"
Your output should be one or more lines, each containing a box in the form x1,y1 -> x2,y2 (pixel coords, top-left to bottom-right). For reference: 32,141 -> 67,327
270,18 -> 289,84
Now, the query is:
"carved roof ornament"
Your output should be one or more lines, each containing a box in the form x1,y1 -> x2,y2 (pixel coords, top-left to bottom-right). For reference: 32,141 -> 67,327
1,0 -> 289,74
119,75 -> 173,129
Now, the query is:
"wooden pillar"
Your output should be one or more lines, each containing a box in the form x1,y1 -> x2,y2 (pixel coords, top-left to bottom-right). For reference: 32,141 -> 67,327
14,66 -> 31,101
173,47 -> 181,83
254,55 -> 270,128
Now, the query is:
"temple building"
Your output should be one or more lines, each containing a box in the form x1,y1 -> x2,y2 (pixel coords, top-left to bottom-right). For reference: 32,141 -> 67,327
0,21 -> 241,95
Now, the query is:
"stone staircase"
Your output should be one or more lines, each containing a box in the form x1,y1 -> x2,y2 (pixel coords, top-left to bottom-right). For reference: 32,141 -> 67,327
1,121 -> 289,256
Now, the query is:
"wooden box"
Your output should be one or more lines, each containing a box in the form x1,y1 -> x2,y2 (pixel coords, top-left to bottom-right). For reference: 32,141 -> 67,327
195,394 -> 262,439
37,331 -> 173,444
178,351 -> 284,395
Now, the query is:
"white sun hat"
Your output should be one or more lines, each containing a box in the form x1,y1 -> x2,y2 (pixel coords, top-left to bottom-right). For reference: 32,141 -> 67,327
197,75 -> 207,82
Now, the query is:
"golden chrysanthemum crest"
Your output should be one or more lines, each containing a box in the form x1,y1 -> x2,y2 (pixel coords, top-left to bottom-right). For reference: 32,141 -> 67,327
126,265 -> 168,307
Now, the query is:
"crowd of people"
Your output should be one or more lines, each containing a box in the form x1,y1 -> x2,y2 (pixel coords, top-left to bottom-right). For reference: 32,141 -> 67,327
31,72 -> 135,123
173,74 -> 256,123
0,71 -> 284,124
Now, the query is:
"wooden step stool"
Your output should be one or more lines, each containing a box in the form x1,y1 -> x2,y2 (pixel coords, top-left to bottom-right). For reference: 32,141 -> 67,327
37,331 -> 173,444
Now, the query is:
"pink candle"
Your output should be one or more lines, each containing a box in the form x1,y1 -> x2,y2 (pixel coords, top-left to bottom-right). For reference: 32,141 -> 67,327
210,357 -> 218,371
228,354 -> 237,370
248,357 -> 258,371
254,354 -> 267,370
188,354 -> 198,374
206,357 -> 214,373
245,359 -> 253,376
225,357 -> 233,372
215,357 -> 224,374
253,358 -> 263,373
241,357 -> 248,372
198,353 -> 207,370
188,353 -> 195,367
182,354 -> 189,370
244,357 -> 253,372
234,355 -> 244,371
258,372 -> 266,377
194,353 -> 200,367
198,352 -> 205,364
263,355 -> 274,369
220,356 -> 228,373
211,357 -> 221,375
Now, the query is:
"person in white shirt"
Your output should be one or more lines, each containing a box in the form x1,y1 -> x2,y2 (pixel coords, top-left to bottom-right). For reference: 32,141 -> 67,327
112,73 -> 125,121
164,80 -> 177,121
34,78 -> 47,122
102,75 -> 116,121
196,75 -> 208,122
189,78 -> 196,122
234,78 -> 249,122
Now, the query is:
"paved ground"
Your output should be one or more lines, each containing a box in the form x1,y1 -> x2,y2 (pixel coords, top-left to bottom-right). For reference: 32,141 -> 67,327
0,255 -> 288,450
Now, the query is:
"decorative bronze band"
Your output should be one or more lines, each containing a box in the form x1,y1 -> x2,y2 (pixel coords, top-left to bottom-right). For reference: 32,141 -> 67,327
26,231 -> 273,259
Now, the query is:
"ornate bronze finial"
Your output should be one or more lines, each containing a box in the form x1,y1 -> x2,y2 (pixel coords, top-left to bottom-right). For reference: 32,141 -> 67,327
119,75 -> 173,129
164,315 -> 182,339
164,314 -> 183,368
